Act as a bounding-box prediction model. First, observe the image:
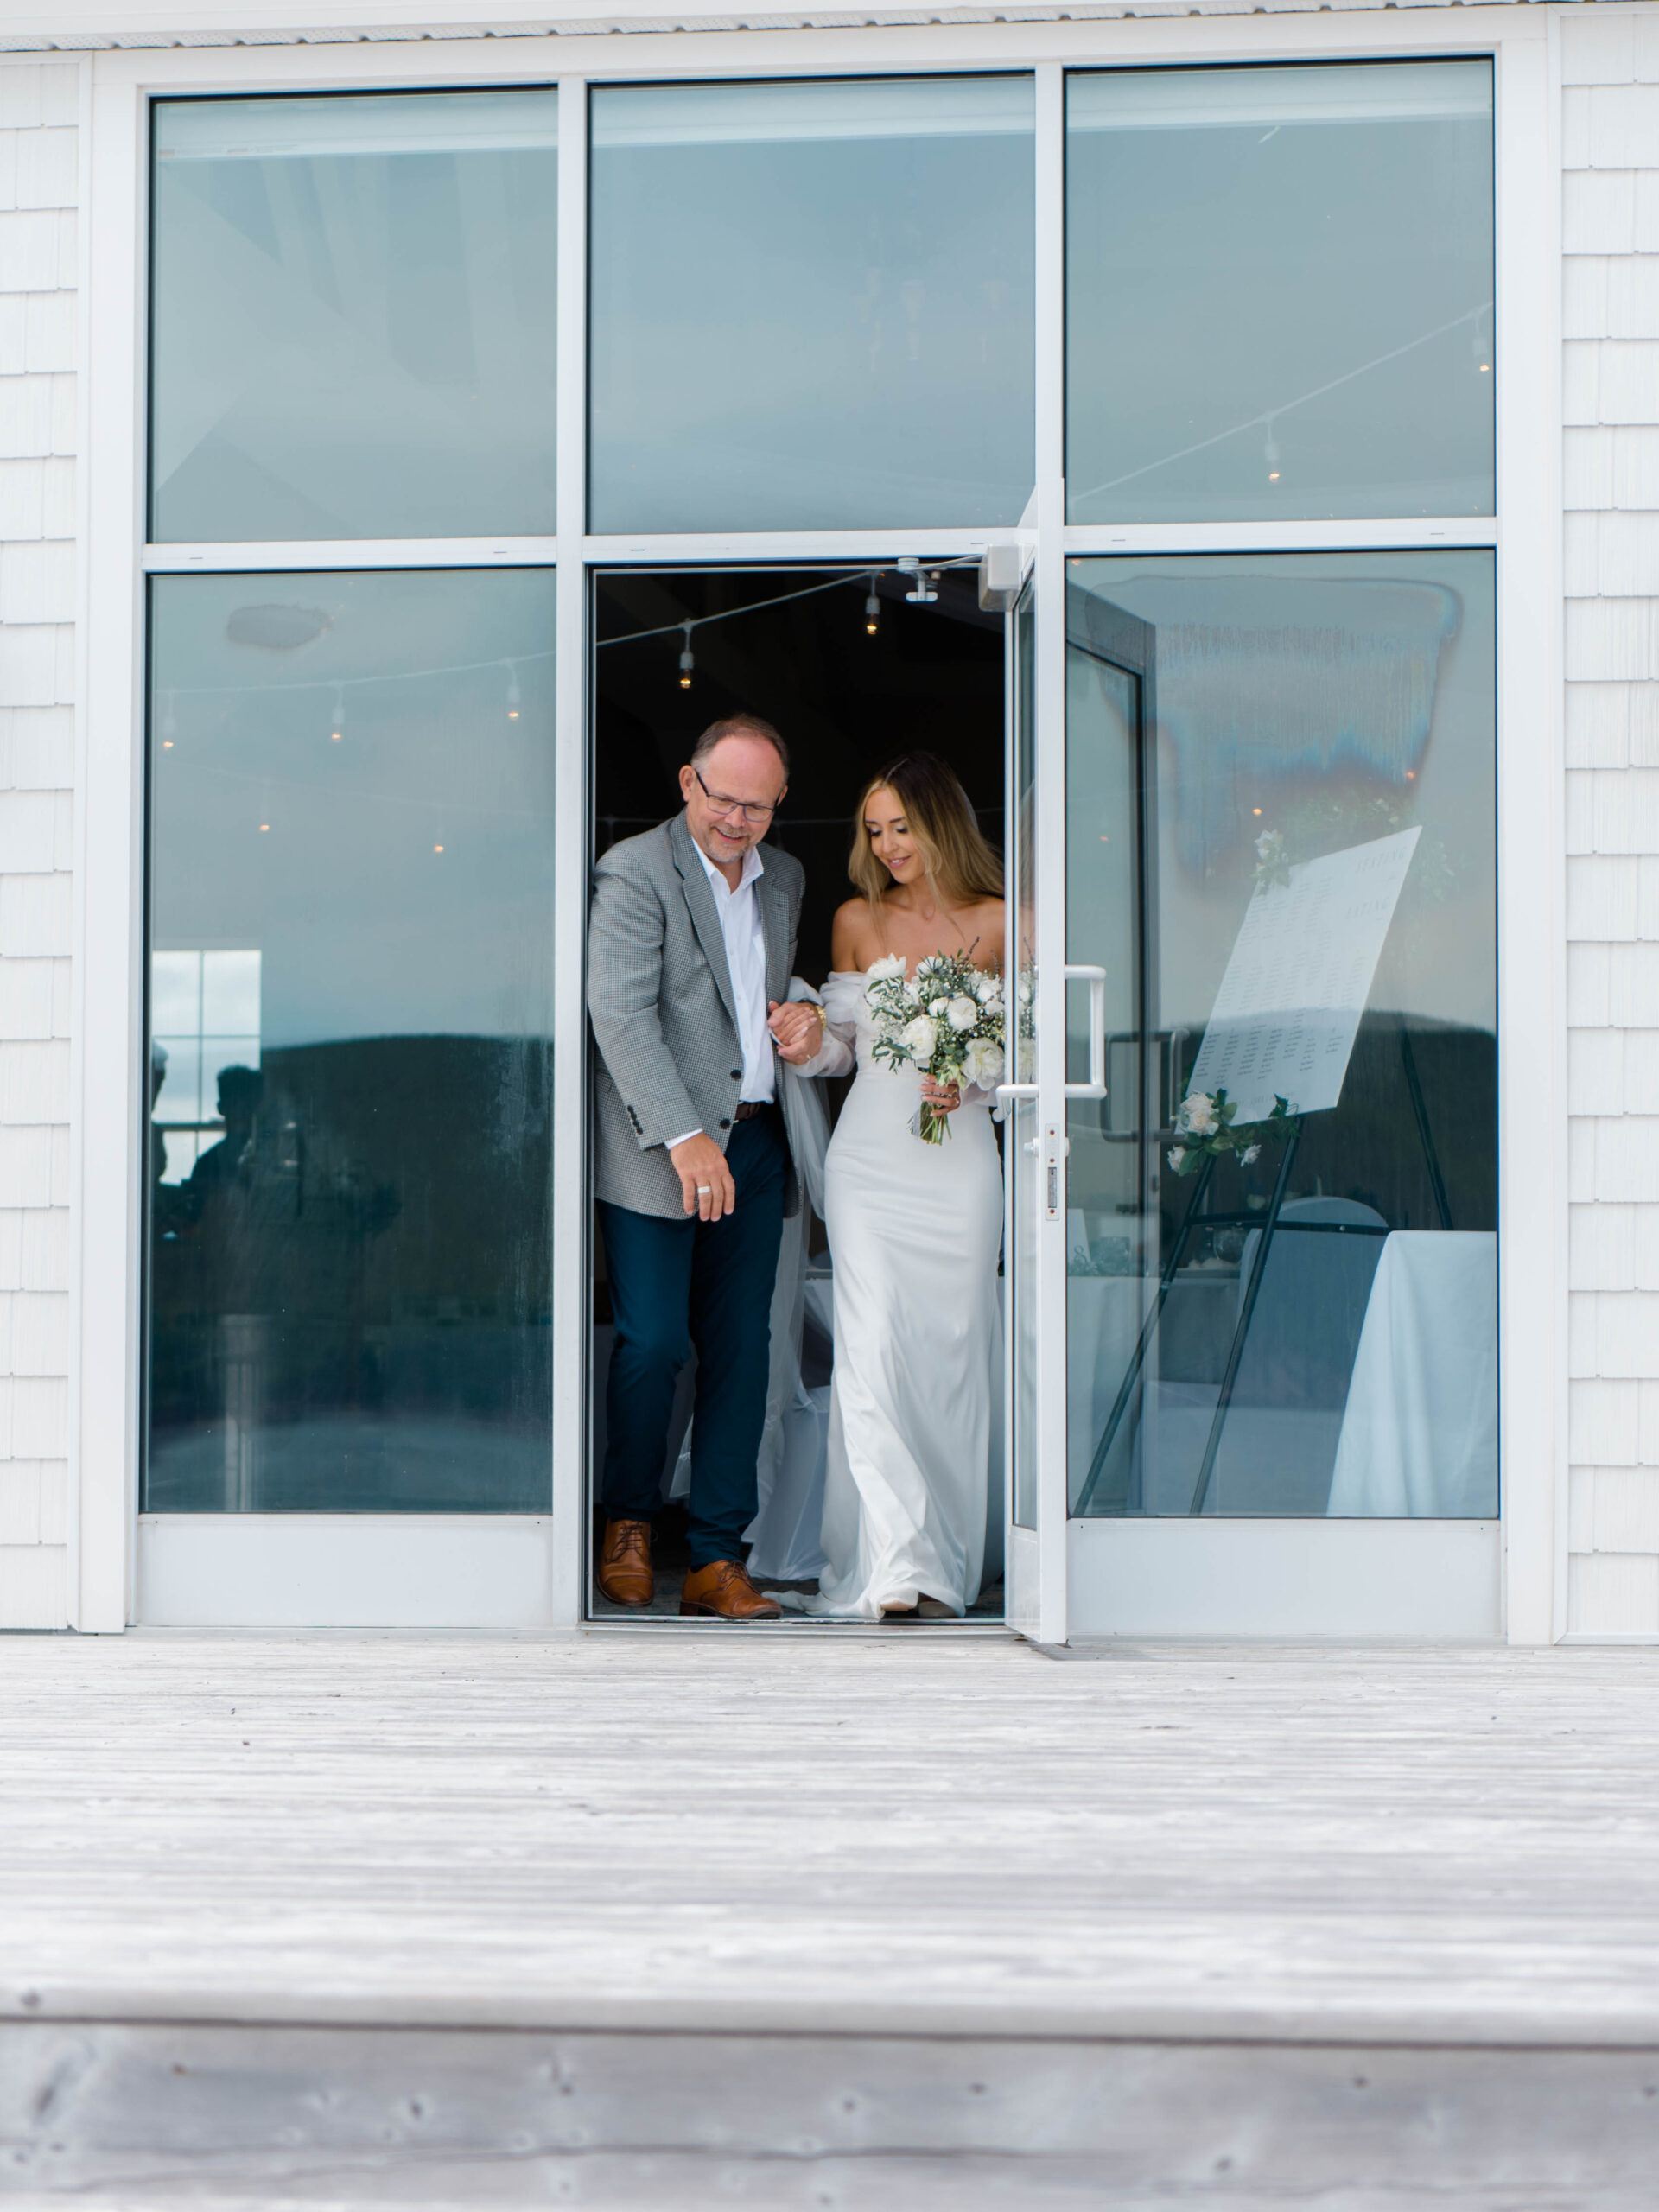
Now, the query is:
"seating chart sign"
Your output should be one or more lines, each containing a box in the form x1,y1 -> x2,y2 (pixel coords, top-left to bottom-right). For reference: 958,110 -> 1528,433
1186,827 -> 1421,1123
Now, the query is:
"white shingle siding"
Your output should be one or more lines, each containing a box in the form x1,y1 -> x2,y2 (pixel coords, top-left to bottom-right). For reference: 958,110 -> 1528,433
0,60 -> 74,1631
1563,10 -> 1659,1638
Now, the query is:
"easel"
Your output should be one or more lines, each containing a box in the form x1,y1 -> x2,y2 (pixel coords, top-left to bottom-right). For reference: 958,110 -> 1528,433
1074,1016 -> 1451,1518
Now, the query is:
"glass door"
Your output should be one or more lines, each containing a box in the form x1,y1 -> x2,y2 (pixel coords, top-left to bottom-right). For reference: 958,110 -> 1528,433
1002,556 -> 1109,1646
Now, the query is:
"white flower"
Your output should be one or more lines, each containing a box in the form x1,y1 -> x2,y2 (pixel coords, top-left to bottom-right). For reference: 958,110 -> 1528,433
928,997 -> 949,1019
946,995 -> 978,1033
975,973 -> 1000,1005
1255,829 -> 1283,864
1241,1144 -> 1261,1166
1177,1091 -> 1217,1136
899,1015 -> 938,1064
964,1039 -> 1004,1090
868,953 -> 906,982
1167,1145 -> 1187,1172
1017,976 -> 1033,1005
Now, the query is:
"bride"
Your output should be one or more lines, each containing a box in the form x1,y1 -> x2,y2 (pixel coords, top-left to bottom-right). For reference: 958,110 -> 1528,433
790,752 -> 1005,1621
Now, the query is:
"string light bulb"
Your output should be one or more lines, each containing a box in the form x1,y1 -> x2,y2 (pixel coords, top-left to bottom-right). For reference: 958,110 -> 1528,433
678,621 -> 695,691
1264,423 -> 1281,486
505,664 -> 521,721
161,692 -> 176,750
864,574 -> 880,636
329,685 -> 345,743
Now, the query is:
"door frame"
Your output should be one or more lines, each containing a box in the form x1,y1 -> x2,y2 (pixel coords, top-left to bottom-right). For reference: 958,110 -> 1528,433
68,6 -> 1557,1637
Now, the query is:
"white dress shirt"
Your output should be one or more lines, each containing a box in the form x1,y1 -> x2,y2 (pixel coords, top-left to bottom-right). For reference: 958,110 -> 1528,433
665,841 -> 774,1153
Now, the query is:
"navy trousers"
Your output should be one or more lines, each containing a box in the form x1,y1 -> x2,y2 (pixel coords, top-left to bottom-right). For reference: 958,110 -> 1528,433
599,1109 -> 787,1568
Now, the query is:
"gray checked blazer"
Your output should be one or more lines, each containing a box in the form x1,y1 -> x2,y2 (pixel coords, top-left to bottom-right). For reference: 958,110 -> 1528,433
588,811 -> 805,1223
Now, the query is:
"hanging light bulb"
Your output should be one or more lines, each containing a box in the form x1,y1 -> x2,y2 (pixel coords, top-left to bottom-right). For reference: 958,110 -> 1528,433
1264,421 -> 1281,486
329,685 -> 346,743
864,573 -> 880,637
505,663 -> 521,721
678,621 -> 695,691
160,692 -> 176,750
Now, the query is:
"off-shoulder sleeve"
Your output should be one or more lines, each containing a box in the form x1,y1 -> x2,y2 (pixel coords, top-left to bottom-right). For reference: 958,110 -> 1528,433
820,970 -> 867,1031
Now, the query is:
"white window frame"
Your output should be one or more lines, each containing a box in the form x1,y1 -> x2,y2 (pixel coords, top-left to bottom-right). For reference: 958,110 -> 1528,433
73,5 -> 1561,1637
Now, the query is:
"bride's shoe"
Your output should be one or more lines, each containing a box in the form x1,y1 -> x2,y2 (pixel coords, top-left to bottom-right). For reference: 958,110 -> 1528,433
916,1596 -> 957,1621
880,1600 -> 918,1618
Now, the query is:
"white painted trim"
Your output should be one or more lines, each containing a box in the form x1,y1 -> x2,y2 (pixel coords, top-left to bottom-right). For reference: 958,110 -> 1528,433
76,67 -> 148,1633
1066,1517 -> 1502,1642
135,1516 -> 555,1628
59,7 -> 1541,89
1491,18 -> 1562,1648
65,54 -> 96,1630
582,531 -> 1007,564
1063,520 -> 1499,556
551,75 -> 588,1628
143,538 -> 561,571
1030,60 -> 1068,1649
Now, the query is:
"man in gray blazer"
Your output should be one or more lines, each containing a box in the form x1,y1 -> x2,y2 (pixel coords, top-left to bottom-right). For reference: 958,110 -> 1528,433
588,715 -> 839,1619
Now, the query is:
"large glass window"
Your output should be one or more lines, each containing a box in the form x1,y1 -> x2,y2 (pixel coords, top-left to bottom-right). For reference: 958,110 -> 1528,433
1066,62 -> 1495,524
150,92 -> 558,542
145,569 -> 556,1512
1065,551 -> 1497,1519
588,76 -> 1035,533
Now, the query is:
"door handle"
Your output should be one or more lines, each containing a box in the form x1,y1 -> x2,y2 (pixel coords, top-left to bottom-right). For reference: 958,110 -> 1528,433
995,963 -> 1110,1104
1063,964 -> 1108,1100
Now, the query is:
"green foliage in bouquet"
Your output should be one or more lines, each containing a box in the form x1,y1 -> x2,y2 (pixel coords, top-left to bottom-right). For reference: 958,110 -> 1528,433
865,950 -> 1008,1146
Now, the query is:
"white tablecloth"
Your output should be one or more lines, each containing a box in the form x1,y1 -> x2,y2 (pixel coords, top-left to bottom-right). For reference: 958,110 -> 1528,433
1325,1230 -> 1497,1518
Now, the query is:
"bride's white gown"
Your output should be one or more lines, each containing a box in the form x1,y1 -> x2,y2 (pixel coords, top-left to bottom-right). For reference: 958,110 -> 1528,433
798,967 -> 1003,1620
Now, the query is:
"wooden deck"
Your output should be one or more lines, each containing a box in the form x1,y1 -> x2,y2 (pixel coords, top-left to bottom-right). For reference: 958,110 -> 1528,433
6,1631 -> 1659,2203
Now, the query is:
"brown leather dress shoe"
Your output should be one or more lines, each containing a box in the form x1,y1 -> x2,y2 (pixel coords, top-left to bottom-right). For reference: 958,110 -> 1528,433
680,1560 -> 782,1620
598,1517 -> 653,1608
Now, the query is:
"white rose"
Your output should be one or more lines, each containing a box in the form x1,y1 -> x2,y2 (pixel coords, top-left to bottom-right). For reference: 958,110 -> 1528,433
1178,1091 -> 1217,1136
976,973 -> 1000,1005
899,1015 -> 938,1064
928,997 -> 949,1019
1167,1145 -> 1187,1172
868,953 -> 906,982
946,995 -> 978,1033
964,1039 -> 1004,1090
1241,1143 -> 1261,1166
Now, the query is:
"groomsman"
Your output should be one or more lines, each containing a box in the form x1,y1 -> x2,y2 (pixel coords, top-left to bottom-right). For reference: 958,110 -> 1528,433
588,715 -> 841,1618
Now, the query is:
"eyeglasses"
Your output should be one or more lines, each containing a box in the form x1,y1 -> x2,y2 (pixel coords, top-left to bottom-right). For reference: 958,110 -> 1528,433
693,766 -> 784,825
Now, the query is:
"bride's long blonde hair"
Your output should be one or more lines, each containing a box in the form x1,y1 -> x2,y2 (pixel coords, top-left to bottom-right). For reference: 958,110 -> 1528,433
849,752 -> 1003,910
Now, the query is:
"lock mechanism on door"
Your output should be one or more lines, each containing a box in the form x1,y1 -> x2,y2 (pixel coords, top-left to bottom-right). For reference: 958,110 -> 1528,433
1044,1122 -> 1070,1220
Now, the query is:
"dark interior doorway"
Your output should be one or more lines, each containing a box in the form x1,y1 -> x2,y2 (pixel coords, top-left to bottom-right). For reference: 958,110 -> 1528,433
588,563 -> 1007,1620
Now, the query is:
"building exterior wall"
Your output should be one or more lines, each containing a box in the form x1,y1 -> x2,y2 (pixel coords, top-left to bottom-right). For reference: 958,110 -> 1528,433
1,7 -> 1652,1637
0,61 -> 78,1632
1562,8 -> 1659,1635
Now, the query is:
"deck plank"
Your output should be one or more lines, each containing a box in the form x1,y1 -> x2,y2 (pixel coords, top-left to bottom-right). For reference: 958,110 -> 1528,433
3,1635 -> 1659,2046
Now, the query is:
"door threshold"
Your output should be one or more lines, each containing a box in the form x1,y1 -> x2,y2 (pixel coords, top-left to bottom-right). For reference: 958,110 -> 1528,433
581,1615 -> 1012,1637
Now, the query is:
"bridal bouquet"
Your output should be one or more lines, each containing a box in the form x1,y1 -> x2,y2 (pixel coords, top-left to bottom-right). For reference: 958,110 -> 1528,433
865,950 -> 1006,1145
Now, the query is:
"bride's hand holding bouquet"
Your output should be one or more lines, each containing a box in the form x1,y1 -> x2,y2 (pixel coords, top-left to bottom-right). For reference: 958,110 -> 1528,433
864,950 -> 1007,1144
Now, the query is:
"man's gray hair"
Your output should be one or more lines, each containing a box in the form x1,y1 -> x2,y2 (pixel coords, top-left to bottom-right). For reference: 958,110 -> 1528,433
690,714 -> 790,782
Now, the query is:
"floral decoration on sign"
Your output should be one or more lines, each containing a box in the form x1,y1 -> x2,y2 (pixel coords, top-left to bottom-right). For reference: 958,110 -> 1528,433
1166,1088 -> 1300,1178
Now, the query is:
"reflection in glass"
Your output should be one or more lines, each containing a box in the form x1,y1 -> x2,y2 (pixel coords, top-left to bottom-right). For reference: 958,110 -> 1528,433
145,570 -> 556,1512
1066,553 -> 1496,1519
150,92 -> 557,542
589,77 -> 1035,532
1066,62 -> 1494,523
